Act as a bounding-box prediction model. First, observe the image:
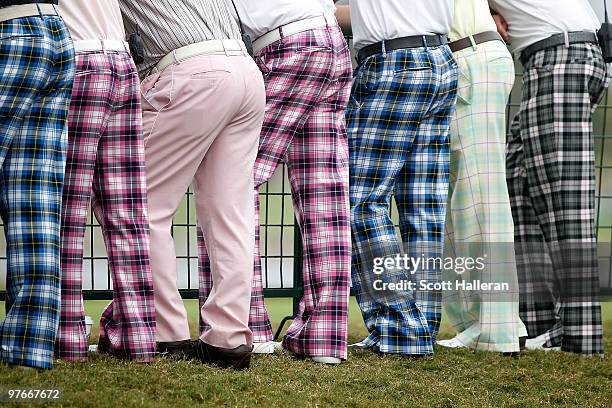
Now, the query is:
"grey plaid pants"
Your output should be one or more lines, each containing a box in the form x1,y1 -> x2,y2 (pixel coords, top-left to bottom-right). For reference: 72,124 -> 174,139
507,42 -> 609,355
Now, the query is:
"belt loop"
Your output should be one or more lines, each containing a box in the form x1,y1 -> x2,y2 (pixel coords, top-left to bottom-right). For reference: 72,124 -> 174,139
422,35 -> 429,50
236,39 -> 246,57
172,49 -> 179,65
51,3 -> 59,16
279,25 -> 284,39
469,35 -> 477,51
564,31 -> 570,48
36,3 -> 42,16
221,39 -> 229,57
102,40 -> 107,55
382,40 -> 387,59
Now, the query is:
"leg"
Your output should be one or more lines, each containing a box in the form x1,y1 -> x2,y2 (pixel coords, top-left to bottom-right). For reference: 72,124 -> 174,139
56,54 -> 107,361
1,93 -> 68,369
349,47 -> 437,355
518,45 -> 608,354
142,61 -> 218,343
92,53 -> 156,361
393,45 -> 458,353
281,43 -> 352,359
195,56 -> 264,348
197,175 -> 270,342
507,111 -> 558,342
148,53 -> 262,343
0,17 -> 74,369
443,43 -> 526,352
442,169 -> 476,336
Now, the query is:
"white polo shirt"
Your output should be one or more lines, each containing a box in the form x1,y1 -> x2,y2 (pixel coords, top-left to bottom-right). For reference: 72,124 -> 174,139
349,0 -> 454,51
59,0 -> 125,41
488,0 -> 600,53
226,0 -> 335,40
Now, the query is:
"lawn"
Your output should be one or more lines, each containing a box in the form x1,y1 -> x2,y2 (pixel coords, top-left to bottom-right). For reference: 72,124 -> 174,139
0,299 -> 611,407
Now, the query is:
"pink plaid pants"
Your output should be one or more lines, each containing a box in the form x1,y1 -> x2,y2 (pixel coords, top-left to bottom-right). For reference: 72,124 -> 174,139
55,51 -> 156,362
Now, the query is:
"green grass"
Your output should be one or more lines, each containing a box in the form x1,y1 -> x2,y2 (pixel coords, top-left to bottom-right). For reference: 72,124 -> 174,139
1,300 -> 611,407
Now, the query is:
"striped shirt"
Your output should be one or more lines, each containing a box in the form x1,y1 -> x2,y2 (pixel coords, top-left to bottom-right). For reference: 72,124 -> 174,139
119,0 -> 242,75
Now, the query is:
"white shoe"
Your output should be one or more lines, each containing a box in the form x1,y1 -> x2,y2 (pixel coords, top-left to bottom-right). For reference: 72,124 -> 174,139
88,345 -> 98,354
274,341 -> 341,364
437,337 -> 467,349
252,341 -> 277,354
311,356 -> 341,365
524,333 -> 561,351
85,316 -> 94,338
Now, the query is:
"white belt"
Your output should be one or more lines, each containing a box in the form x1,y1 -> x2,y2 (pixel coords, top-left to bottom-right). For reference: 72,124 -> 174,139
252,15 -> 331,55
0,3 -> 58,23
73,40 -> 129,53
150,39 -> 246,75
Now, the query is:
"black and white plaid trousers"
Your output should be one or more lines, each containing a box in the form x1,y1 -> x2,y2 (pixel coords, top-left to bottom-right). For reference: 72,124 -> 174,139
507,41 -> 609,355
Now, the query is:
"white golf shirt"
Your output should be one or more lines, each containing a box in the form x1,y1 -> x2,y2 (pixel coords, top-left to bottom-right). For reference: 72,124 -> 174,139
488,0 -> 600,53
59,0 -> 125,41
226,0 -> 336,40
349,0 -> 454,51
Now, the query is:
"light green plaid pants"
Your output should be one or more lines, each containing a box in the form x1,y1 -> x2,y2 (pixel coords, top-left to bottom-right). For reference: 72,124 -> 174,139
443,40 -> 527,353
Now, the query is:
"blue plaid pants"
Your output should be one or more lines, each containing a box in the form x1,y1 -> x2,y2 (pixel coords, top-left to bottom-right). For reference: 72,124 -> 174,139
348,45 -> 458,355
0,14 -> 74,369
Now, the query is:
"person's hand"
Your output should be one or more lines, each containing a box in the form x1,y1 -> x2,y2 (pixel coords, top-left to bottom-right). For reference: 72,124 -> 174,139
492,13 -> 510,42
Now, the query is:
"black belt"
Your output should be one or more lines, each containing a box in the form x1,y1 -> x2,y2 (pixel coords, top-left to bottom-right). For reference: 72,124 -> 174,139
357,34 -> 448,64
449,31 -> 503,53
520,31 -> 598,66
0,0 -> 58,8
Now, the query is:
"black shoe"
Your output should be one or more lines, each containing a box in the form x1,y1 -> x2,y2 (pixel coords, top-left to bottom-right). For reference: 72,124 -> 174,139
97,336 -> 129,360
519,336 -> 527,351
502,337 -> 528,357
157,340 -> 196,360
194,340 -> 252,370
